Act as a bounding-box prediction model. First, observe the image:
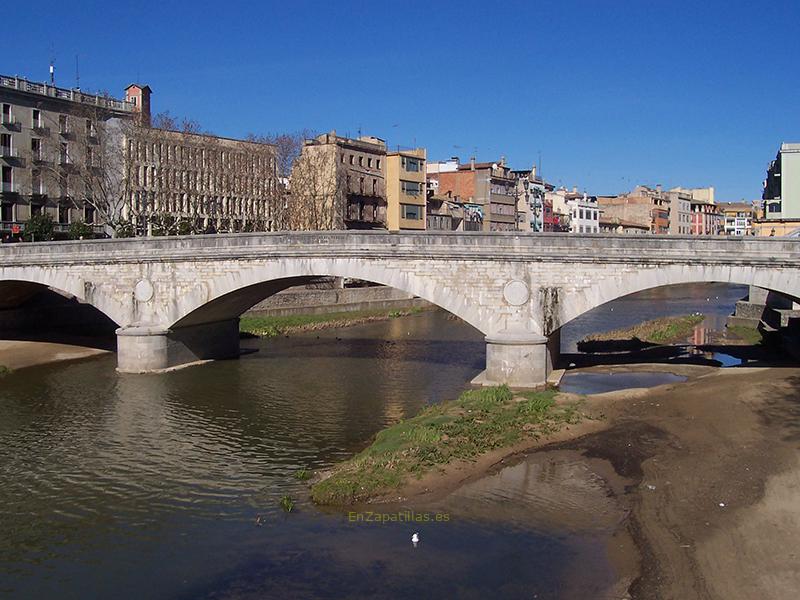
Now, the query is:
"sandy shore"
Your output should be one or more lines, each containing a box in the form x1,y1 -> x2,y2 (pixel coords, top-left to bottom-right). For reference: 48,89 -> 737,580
366,362 -> 800,599
0,340 -> 109,371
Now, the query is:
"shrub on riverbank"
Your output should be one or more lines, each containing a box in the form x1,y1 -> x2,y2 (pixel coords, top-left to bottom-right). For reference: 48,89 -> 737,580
0,365 -> 10,377
310,385 -> 583,505
240,307 -> 424,337
580,314 -> 705,347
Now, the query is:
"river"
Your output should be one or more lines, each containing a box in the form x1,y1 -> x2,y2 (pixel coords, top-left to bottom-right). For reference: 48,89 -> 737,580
0,283 -> 747,599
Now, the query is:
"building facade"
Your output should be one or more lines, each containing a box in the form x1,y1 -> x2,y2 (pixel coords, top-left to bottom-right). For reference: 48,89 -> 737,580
428,157 -> 519,231
763,143 -> 800,220
1,74 -> 278,238
386,148 -> 426,231
1,74 -> 134,236
566,191 -> 600,233
719,202 -> 756,236
289,131 -> 386,230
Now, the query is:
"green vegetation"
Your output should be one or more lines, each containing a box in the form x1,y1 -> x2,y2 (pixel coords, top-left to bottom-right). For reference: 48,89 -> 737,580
68,220 -> 96,240
0,365 -> 11,377
310,385 -> 584,506
294,469 -> 312,481
726,324 -> 763,345
279,495 -> 295,513
240,306 -> 424,337
24,213 -> 55,242
583,314 -> 705,345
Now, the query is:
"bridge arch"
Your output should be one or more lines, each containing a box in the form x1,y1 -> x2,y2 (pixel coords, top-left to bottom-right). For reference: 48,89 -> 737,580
0,269 -> 126,327
557,264 -> 800,330
168,259 -> 491,335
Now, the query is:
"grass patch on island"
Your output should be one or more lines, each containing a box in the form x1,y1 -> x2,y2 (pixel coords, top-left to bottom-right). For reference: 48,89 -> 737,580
726,324 -> 764,345
310,385 -> 584,505
582,314 -> 705,346
240,307 -> 424,337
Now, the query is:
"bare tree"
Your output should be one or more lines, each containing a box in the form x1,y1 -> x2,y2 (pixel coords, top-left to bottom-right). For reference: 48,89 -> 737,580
287,143 -> 347,230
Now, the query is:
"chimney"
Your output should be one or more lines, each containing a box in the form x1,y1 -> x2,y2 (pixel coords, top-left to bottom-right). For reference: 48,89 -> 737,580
470,156 -> 476,171
656,184 -> 662,193
531,165 -> 537,178
125,83 -> 152,126
572,186 -> 578,193
500,156 -> 506,167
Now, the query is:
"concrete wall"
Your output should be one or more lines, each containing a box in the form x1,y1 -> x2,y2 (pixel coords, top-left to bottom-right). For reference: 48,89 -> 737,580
247,285 -> 428,316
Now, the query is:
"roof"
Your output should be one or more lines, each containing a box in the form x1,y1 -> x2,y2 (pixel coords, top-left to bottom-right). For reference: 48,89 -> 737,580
125,83 -> 152,92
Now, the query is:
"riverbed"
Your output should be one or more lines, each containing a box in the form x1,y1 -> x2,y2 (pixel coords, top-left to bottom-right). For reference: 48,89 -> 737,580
2,282 -> 795,599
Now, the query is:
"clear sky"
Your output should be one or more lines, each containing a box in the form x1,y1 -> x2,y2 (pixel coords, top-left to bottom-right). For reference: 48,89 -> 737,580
4,0 -> 799,199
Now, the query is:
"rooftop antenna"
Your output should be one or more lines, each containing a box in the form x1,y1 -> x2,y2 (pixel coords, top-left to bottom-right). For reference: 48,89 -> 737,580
75,54 -> 80,90
49,44 -> 55,85
538,150 -> 542,177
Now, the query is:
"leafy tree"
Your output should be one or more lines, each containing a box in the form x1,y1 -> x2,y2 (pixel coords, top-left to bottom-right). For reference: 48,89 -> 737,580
68,220 -> 95,240
25,213 -> 55,241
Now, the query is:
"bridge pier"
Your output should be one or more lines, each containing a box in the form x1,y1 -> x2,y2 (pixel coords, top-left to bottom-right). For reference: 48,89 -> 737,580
116,319 -> 241,373
474,330 -> 560,389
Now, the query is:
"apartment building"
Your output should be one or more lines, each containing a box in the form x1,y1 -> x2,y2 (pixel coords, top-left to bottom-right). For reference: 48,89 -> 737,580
386,148 -> 426,231
719,202 -> 755,236
763,143 -> 800,220
1,74 -> 135,236
565,190 -> 600,233
1,73 -> 278,238
428,157 -> 519,231
289,131 -> 386,230
665,189 -> 693,235
126,123 -> 278,235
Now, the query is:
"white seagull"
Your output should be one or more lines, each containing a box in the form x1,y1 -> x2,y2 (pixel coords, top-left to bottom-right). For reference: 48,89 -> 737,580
411,532 -> 419,546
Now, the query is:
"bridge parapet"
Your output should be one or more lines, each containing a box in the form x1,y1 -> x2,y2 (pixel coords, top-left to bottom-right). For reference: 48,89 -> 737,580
1,232 -> 799,386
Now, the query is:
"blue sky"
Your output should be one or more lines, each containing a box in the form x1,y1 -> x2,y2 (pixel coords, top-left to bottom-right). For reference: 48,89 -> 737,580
4,0 -> 799,199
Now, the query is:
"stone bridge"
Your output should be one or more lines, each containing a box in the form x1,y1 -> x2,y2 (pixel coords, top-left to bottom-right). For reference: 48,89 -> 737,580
1,232 -> 799,387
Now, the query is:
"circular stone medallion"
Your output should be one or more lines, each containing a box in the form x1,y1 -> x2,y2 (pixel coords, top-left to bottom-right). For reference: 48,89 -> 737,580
503,280 -> 530,306
134,279 -> 155,303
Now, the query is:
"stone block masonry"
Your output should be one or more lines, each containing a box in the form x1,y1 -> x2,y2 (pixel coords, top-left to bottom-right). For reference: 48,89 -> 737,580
1,231 -> 800,386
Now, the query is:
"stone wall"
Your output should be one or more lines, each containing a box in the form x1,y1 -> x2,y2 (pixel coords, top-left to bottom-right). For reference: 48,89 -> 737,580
247,285 -> 428,316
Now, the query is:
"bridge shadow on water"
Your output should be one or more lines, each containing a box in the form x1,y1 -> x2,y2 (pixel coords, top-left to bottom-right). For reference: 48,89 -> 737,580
562,338 -> 794,370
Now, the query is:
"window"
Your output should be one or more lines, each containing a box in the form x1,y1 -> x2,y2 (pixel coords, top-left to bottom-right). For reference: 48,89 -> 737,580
402,157 -> 422,172
1,104 -> 11,125
31,138 -> 41,160
376,159 -> 381,169
86,118 -> 96,137
401,203 -> 422,220
84,204 -> 95,224
359,156 -> 363,167
0,133 -> 10,155
30,203 -> 43,217
32,109 -> 41,128
31,170 -> 42,195
1,202 -> 13,221
401,180 -> 423,195
59,114 -> 69,134
768,202 -> 781,213
60,142 -> 69,164
349,155 -> 354,165
368,158 -> 373,168
58,204 -> 70,224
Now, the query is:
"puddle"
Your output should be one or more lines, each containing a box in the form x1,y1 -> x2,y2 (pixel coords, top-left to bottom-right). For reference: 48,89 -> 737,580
559,371 -> 687,394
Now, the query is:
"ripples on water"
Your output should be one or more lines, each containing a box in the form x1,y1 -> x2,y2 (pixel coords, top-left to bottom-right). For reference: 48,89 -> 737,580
0,284 -> 746,598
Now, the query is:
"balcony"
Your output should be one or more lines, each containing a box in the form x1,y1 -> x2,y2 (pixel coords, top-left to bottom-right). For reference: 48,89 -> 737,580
0,146 -> 18,159
1,114 -> 17,127
1,182 -> 20,194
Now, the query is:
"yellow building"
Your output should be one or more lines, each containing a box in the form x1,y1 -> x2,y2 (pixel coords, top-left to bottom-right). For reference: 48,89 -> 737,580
385,148 -> 426,231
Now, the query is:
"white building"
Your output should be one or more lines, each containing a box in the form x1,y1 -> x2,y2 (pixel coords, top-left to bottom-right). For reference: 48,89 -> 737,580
566,191 -> 600,233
